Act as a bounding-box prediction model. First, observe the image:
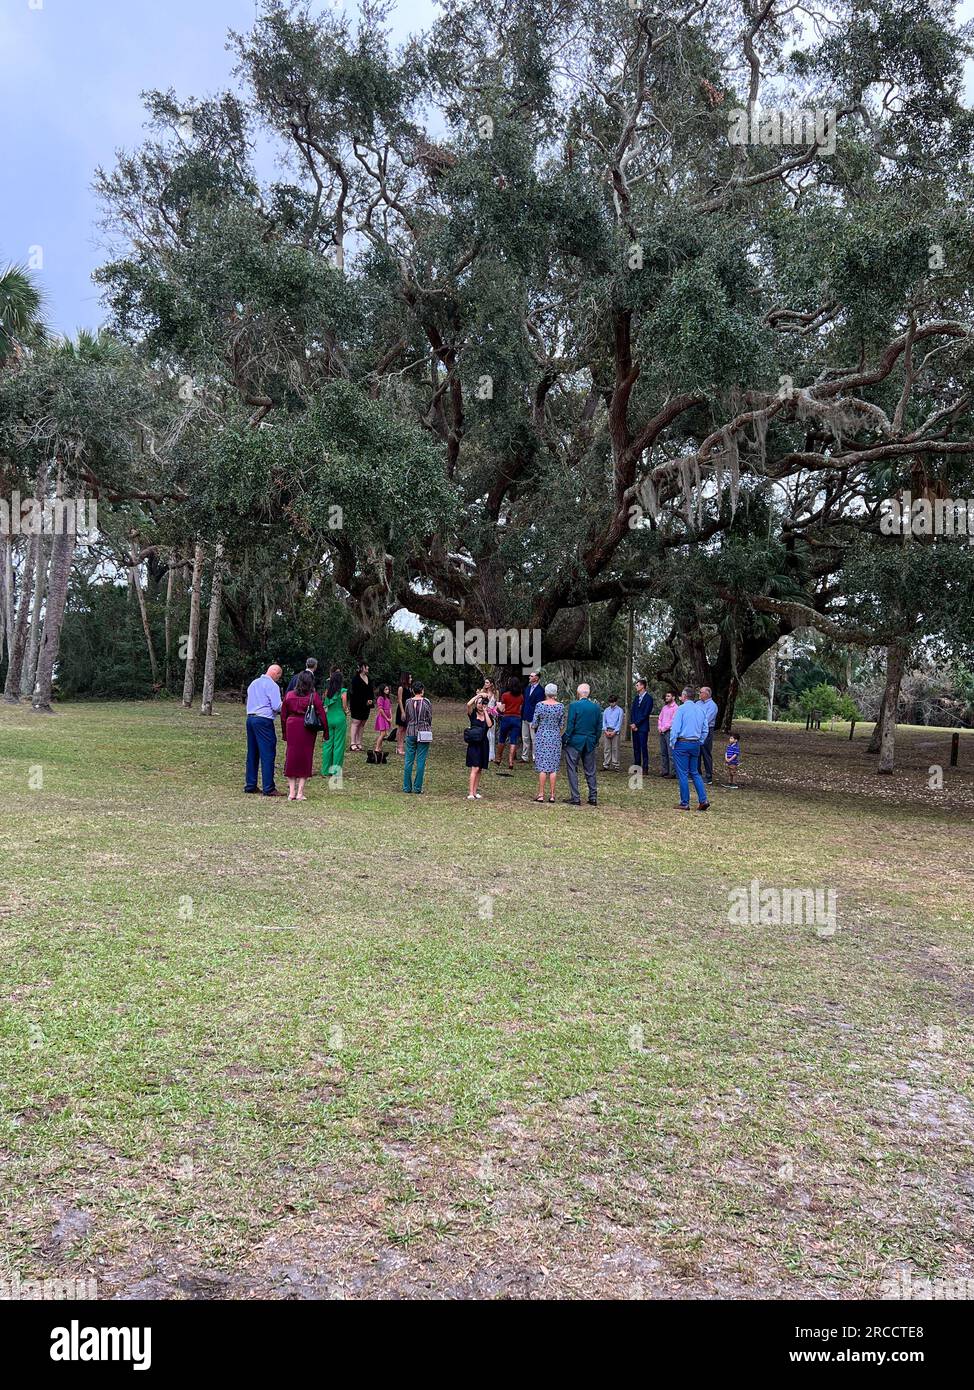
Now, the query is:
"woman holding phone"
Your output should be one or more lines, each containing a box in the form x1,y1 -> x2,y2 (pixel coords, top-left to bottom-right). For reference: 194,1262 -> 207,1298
464,687 -> 495,800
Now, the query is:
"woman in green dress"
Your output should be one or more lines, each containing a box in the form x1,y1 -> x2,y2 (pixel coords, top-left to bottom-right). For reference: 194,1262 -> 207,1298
320,667 -> 350,776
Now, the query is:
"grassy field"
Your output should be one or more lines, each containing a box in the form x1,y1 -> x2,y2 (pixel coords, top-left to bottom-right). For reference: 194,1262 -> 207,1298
1,699 -> 972,1300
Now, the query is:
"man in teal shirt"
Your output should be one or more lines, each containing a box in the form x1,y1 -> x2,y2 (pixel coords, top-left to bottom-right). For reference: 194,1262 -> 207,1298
563,683 -> 602,806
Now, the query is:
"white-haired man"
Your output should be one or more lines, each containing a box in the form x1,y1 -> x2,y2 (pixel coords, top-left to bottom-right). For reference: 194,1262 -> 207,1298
698,685 -> 719,783
562,682 -> 601,806
244,664 -> 283,796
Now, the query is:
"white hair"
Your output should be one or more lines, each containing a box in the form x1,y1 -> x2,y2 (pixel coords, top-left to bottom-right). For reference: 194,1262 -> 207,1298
544,682 -> 558,696
577,683 -> 590,697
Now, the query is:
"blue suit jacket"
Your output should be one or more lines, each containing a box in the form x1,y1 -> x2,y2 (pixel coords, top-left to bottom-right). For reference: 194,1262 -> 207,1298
630,691 -> 654,730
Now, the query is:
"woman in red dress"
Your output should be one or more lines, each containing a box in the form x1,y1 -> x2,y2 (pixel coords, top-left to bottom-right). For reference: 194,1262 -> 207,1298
280,670 -> 329,801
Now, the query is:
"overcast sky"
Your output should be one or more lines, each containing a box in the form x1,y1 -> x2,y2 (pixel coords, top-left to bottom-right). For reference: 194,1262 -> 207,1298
1,0 -> 972,337
0,0 -> 436,335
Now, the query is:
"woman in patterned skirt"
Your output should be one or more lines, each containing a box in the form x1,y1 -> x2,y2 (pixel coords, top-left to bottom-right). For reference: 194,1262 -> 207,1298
531,683 -> 565,803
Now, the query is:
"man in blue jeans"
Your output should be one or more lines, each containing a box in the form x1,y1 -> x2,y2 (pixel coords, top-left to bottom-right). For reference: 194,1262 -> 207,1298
669,686 -> 710,811
245,664 -> 283,796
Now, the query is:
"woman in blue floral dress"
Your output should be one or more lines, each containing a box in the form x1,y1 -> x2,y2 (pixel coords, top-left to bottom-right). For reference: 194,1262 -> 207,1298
531,683 -> 565,802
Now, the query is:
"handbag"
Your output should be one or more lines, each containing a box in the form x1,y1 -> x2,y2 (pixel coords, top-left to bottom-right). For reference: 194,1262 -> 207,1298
413,697 -> 433,743
304,696 -> 324,732
464,721 -> 486,745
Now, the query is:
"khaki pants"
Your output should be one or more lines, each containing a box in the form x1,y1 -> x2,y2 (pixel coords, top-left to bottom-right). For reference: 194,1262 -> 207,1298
520,718 -> 534,761
602,732 -> 620,769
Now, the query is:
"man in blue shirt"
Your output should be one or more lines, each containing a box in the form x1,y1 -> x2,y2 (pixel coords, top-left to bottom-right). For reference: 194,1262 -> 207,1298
669,686 -> 710,811
601,696 -> 624,769
629,679 -> 654,774
520,671 -> 545,762
698,684 -> 719,784
245,665 -> 283,796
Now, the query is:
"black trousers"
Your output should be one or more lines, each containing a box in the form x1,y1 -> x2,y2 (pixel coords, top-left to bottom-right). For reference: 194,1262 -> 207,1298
700,730 -> 714,781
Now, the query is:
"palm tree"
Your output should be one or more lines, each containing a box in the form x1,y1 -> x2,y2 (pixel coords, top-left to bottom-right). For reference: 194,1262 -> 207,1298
29,331 -> 121,712
0,262 -> 45,363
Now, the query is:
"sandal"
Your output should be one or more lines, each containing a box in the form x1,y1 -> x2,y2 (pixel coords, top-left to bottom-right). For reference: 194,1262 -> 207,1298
533,795 -> 545,802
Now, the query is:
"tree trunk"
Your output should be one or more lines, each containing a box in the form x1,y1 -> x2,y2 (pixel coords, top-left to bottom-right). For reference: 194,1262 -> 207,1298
129,543 -> 159,686
31,527 -> 76,713
200,540 -> 224,716
701,622 -> 785,733
21,534 -> 48,696
624,606 -> 634,744
867,684 -> 887,753
181,542 -> 203,707
2,536 -> 14,664
5,456 -> 47,701
3,535 -> 36,702
877,644 -> 906,774
0,536 -> 8,665
164,552 -> 176,690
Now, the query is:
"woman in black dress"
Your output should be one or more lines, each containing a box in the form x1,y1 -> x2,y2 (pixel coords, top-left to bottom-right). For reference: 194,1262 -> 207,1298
465,692 -> 494,800
395,671 -> 413,757
347,662 -> 374,750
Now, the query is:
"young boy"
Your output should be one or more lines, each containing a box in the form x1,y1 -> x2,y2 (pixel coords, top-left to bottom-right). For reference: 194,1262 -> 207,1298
724,733 -> 740,787
602,696 -> 623,769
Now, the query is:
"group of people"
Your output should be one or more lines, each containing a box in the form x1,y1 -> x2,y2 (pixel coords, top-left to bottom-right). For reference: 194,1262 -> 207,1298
460,674 -> 738,808
243,659 -> 432,800
244,660 -> 740,809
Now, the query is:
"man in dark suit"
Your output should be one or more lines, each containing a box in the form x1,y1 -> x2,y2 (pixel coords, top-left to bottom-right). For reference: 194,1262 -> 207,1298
629,679 -> 654,775
286,657 -> 319,694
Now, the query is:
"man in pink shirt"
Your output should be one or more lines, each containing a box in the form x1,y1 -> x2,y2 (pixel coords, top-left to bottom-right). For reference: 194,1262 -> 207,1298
657,690 -> 677,778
